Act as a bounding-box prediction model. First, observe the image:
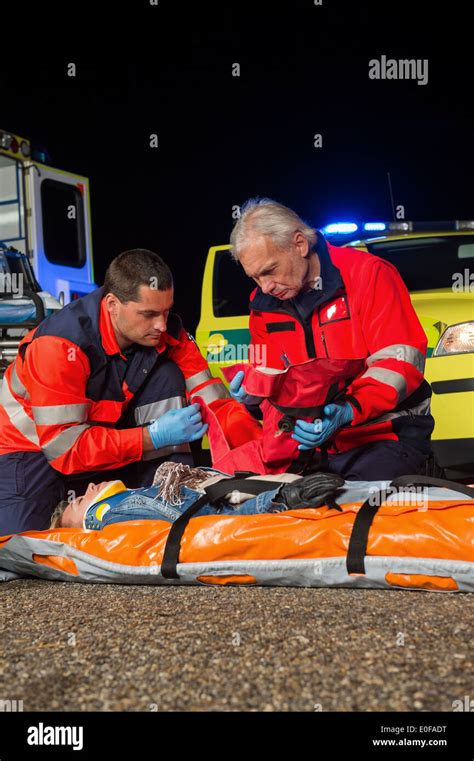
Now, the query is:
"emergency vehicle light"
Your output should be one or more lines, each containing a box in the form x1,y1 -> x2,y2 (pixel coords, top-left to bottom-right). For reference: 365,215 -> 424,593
388,222 -> 413,232
363,222 -> 387,232
323,223 -> 358,234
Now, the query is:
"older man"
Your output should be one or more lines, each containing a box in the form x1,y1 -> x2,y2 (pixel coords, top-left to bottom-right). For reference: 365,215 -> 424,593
228,198 -> 434,480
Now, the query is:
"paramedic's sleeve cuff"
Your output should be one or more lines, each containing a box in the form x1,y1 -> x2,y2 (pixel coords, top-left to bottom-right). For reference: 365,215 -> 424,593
121,427 -> 143,461
344,395 -> 364,426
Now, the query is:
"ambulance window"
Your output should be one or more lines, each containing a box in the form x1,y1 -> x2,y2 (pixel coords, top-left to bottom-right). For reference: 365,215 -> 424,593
366,236 -> 474,291
41,180 -> 86,268
213,251 -> 253,317
0,156 -> 26,250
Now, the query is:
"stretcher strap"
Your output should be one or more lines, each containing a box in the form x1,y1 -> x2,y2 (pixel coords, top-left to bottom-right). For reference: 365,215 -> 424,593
203,477 -> 284,503
160,477 -> 284,579
391,475 -> 474,499
160,493 -> 211,579
346,494 -> 382,575
346,475 -> 474,576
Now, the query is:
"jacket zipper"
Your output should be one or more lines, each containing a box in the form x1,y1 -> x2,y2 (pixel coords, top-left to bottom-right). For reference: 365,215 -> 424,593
286,302 -> 317,359
321,331 -> 329,358
302,317 -> 316,358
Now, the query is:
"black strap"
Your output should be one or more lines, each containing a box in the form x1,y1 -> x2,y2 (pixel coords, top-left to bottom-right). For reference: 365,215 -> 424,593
203,477 -> 285,502
346,491 -> 384,575
160,477 -> 285,579
273,402 -> 325,418
271,379 -> 346,419
160,493 -> 211,579
326,495 -> 342,512
288,448 -> 315,474
391,474 -> 474,499
347,474 -> 474,576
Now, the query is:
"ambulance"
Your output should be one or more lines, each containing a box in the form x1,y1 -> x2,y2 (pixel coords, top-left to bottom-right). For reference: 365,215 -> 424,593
0,128 -> 96,371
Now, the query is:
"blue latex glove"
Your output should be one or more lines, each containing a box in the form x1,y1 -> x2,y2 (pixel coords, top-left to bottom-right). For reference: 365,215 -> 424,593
148,403 -> 208,449
229,370 -> 263,406
291,402 -> 354,451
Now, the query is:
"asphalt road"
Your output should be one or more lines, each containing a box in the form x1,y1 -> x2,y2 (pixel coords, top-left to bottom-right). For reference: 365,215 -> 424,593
0,580 -> 472,712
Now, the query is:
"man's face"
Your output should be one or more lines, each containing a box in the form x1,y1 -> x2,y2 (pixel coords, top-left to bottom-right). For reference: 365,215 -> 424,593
61,481 -> 114,528
238,232 -> 310,300
105,285 -> 174,349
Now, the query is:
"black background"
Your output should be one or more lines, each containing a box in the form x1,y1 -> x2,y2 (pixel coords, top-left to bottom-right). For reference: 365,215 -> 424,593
1,0 -> 472,329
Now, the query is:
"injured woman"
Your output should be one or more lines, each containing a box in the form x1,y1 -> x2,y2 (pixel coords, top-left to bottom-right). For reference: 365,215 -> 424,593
50,462 -> 344,530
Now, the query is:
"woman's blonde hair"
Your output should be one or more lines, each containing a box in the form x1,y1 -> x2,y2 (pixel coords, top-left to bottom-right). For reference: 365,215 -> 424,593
50,499 -> 69,529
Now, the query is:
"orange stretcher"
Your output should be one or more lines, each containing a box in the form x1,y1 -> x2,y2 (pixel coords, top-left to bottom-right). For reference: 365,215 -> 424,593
0,475 -> 472,592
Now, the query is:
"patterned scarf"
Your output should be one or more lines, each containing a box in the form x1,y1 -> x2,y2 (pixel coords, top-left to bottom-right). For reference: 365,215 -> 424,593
152,462 -> 213,506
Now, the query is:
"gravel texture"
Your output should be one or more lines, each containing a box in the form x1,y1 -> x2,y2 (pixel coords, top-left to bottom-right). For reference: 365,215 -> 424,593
0,580 -> 472,712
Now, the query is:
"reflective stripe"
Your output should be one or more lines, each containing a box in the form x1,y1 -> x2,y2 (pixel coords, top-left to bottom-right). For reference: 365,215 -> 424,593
185,369 -> 212,393
32,403 -> 89,426
0,374 -> 39,446
142,443 -> 191,461
367,344 -> 425,374
9,364 -> 28,398
134,395 -> 186,426
360,397 -> 432,427
360,367 -> 407,401
189,381 -> 229,404
42,424 -> 90,462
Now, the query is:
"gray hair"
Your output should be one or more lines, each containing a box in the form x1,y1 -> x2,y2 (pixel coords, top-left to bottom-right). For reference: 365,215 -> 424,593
230,198 -> 317,261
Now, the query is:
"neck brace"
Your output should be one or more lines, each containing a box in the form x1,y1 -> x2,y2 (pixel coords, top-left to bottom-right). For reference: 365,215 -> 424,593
83,481 -> 128,529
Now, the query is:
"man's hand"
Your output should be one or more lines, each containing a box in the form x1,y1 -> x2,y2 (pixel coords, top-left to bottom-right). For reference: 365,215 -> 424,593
229,370 -> 263,406
291,402 -> 354,450
147,403 -> 208,449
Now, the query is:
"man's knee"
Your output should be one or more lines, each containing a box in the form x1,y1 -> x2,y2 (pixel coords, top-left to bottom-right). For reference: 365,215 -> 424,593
328,440 -> 427,481
0,452 -> 63,535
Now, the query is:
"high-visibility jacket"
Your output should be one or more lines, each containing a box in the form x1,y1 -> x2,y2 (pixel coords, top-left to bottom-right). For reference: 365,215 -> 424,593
0,288 -> 261,475
198,358 -> 366,475
248,233 -> 434,456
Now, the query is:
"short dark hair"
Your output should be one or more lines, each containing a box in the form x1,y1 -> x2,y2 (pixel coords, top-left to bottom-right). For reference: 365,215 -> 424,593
103,249 -> 173,303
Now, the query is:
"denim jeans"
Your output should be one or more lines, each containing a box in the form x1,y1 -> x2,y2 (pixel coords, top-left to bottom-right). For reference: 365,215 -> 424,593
97,486 -> 282,529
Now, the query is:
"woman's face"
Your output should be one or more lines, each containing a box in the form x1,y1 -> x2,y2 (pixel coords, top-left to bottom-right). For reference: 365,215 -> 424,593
60,481 -> 114,528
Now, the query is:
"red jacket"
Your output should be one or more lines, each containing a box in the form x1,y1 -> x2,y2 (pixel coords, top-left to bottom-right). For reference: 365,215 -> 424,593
248,234 -> 433,455
0,289 -> 261,474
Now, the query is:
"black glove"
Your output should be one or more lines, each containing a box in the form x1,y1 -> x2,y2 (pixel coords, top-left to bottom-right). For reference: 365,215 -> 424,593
274,472 -> 345,509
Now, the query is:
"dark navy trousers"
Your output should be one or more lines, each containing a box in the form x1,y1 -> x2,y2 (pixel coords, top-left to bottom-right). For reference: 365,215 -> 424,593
311,438 -> 428,480
0,359 -> 193,535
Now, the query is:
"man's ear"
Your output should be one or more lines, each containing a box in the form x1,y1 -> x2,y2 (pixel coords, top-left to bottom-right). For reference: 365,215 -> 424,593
294,231 -> 310,258
104,292 -> 120,314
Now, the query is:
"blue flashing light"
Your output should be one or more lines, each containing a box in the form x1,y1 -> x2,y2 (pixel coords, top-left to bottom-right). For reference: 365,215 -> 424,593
363,222 -> 387,232
323,223 -> 358,235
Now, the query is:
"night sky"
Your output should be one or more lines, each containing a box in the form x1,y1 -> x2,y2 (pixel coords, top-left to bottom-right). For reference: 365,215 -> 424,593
1,0 -> 471,330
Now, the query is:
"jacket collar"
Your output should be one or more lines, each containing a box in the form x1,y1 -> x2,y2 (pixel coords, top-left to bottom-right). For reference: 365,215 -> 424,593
249,231 -> 345,317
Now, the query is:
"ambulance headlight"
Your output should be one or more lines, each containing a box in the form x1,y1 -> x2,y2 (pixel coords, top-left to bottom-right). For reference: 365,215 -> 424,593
433,322 -> 474,356
0,132 -> 13,150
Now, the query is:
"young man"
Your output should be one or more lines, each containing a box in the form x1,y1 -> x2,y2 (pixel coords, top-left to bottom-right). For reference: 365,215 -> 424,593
50,467 -> 344,530
0,249 -> 261,535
